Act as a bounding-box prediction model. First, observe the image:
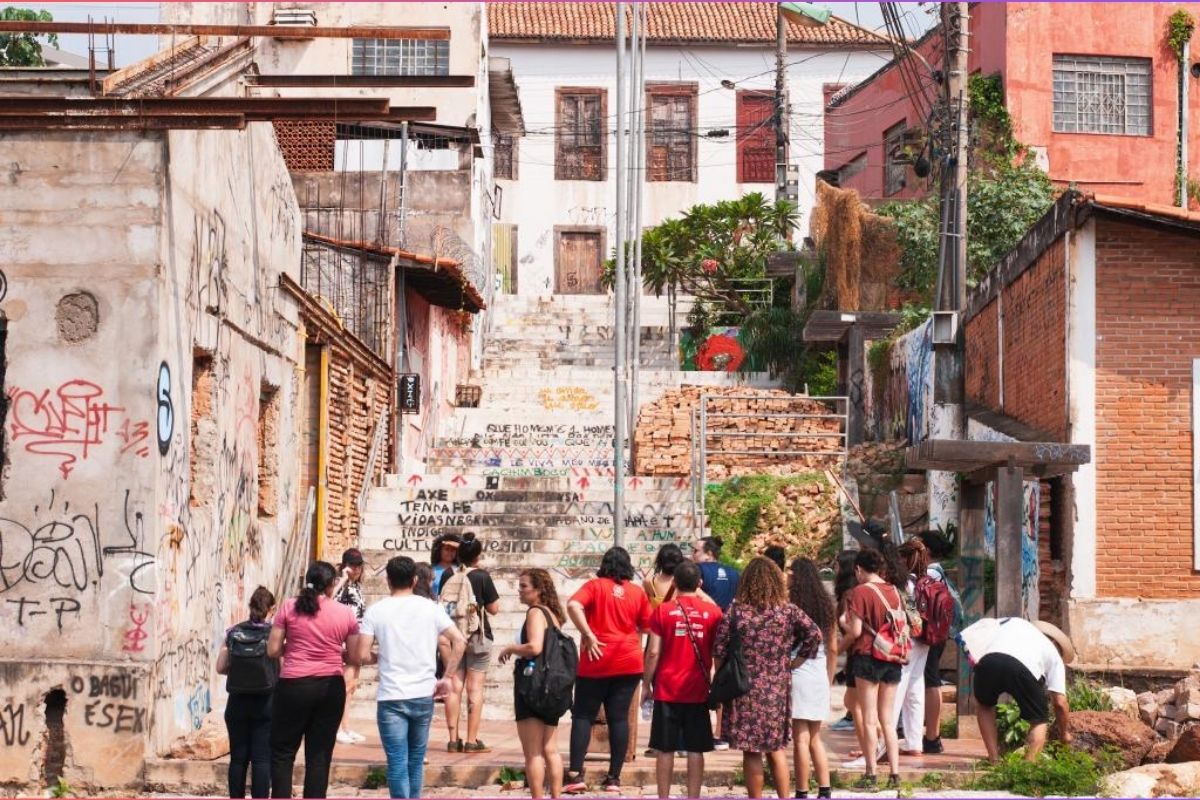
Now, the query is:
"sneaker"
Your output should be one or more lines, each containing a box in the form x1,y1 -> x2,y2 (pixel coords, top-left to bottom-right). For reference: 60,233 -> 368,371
463,740 -> 492,753
601,775 -> 621,793
922,736 -> 944,755
829,716 -> 856,731
886,774 -> 901,790
712,738 -> 730,751
447,739 -> 463,753
335,730 -> 356,745
562,773 -> 587,794
345,729 -> 367,744
816,787 -> 832,799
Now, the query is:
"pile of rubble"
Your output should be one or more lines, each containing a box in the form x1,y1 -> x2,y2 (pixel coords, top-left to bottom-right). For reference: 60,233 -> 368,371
845,440 -> 907,495
1137,670 -> 1200,741
750,479 -> 841,561
633,387 -> 842,478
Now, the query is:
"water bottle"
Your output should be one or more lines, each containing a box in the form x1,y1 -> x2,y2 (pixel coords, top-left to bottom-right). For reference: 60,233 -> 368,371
640,695 -> 654,721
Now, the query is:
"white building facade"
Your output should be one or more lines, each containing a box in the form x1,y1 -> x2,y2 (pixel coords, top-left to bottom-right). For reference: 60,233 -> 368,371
489,2 -> 890,296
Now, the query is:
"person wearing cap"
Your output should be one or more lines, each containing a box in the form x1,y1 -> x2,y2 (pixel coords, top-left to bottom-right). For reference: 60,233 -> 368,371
960,616 -> 1075,762
335,548 -> 368,745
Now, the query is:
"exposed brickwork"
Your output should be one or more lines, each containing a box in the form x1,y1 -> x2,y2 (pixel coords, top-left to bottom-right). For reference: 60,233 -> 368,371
1094,219 -> 1200,599
322,346 -> 392,560
273,121 -> 335,172
964,238 -> 1067,439
257,384 -> 280,518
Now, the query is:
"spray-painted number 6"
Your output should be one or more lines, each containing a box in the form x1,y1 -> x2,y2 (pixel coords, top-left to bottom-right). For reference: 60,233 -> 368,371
157,361 -> 173,456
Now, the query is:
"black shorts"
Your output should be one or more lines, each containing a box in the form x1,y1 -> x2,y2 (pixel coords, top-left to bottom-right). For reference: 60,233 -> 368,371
847,653 -> 902,685
924,642 -> 946,688
649,701 -> 714,754
514,687 -> 561,727
973,652 -> 1049,724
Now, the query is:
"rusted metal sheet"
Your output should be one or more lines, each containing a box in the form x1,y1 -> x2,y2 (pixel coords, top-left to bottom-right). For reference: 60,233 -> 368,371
0,114 -> 245,130
0,20 -> 450,40
246,74 -> 475,88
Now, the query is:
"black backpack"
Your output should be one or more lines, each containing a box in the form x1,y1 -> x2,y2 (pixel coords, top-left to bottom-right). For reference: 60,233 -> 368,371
226,622 -> 278,695
516,607 -> 577,721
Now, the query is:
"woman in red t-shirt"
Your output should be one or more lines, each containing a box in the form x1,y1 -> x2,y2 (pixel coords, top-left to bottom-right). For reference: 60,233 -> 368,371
839,548 -> 904,790
563,547 -> 651,794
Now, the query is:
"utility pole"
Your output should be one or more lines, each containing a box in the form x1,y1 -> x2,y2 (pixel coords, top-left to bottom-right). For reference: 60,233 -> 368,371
929,2 -> 969,538
775,4 -> 788,204
613,1 -> 628,548
628,3 -> 645,430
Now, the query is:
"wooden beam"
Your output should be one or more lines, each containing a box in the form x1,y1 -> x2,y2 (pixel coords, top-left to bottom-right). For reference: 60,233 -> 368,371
995,464 -> 1025,618
957,483 -> 988,724
0,20 -> 450,40
906,439 -> 1090,472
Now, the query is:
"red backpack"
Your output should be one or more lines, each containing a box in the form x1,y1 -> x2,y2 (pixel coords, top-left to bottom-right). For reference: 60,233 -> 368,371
914,575 -> 956,646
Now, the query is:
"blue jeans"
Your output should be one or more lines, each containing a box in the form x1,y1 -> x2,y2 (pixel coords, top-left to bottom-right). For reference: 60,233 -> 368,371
376,697 -> 435,798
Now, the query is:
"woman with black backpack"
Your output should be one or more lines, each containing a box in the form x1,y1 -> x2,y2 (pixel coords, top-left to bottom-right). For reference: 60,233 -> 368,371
498,568 -> 570,799
217,586 -> 278,798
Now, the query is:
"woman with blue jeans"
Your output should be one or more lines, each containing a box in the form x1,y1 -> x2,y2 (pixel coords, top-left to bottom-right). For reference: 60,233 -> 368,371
358,556 -> 467,799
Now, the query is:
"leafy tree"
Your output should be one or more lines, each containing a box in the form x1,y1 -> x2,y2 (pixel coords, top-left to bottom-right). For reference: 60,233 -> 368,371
0,7 -> 58,67
606,192 -> 798,316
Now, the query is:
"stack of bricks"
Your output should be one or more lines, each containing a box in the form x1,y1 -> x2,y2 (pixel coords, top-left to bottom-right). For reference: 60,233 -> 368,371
632,386 -> 844,478
273,121 -> 335,171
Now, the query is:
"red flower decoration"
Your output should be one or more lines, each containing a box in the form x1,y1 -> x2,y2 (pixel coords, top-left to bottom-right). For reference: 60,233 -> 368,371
701,258 -> 719,274
696,334 -> 745,372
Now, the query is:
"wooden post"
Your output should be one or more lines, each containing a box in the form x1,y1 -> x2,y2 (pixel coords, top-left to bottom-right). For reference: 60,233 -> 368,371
956,482 -> 987,736
846,323 -> 865,446
995,463 -> 1025,618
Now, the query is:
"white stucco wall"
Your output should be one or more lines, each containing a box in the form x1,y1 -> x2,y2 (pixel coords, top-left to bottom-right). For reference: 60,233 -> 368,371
492,42 -> 888,296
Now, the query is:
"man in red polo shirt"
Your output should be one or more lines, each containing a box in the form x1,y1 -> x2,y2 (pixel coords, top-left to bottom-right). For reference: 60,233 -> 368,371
643,560 -> 723,799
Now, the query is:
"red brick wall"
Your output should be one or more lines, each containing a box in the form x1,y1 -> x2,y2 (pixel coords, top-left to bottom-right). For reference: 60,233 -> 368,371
964,238 -> 1068,439
1094,219 -> 1200,599
273,121 -> 335,172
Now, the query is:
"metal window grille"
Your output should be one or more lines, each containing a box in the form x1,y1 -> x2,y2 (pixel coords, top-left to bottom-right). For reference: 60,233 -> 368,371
351,38 -> 449,77
1052,55 -> 1151,135
494,133 -> 516,180
883,122 -> 907,196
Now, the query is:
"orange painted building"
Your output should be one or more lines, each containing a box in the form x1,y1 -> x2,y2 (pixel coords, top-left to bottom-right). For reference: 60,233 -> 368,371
824,2 -> 1200,207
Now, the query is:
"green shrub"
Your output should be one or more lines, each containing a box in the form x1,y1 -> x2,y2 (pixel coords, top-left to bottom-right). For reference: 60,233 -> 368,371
50,777 -> 74,798
918,771 -> 946,790
364,766 -> 388,790
705,473 -> 831,565
971,744 -> 1118,797
497,766 -> 526,785
996,701 -> 1031,752
1067,678 -> 1113,712
940,716 -> 958,740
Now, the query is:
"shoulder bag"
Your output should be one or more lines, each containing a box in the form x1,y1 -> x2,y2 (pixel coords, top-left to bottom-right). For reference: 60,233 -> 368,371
706,604 -> 750,710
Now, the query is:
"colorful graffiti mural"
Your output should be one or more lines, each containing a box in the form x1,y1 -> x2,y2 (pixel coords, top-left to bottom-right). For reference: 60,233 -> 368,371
679,327 -> 762,372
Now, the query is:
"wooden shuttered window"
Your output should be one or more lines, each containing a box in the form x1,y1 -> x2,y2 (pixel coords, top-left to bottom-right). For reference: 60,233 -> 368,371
737,91 -> 776,184
647,84 -> 698,182
556,88 -> 606,181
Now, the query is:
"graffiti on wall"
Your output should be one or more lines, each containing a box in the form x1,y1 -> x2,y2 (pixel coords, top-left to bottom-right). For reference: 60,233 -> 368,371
156,362 -> 174,456
7,380 -> 151,478
901,319 -> 934,443
538,386 -> 599,413
680,327 -> 754,372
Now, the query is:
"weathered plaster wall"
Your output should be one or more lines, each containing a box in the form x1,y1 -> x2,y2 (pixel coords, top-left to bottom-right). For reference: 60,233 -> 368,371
0,132 -> 163,787
1070,598 -> 1200,670
0,122 -> 303,788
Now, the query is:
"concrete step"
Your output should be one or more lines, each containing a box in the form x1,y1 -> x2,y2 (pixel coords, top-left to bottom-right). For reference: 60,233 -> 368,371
376,475 -> 693,496
357,537 -> 688,572
363,509 -> 699,530
364,497 -> 693,516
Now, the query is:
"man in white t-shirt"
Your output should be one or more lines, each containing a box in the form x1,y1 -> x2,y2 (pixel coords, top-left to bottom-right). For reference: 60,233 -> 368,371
961,617 -> 1074,762
357,556 -> 466,799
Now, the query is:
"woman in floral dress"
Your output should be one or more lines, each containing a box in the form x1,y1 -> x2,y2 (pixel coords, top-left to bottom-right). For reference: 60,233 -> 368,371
714,557 -> 823,799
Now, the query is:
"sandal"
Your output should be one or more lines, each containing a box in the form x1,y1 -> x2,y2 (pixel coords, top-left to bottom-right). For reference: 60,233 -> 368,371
447,739 -> 463,752
463,739 -> 492,753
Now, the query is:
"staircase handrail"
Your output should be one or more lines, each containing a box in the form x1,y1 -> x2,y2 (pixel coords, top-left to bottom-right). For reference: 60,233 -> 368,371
357,407 -> 389,523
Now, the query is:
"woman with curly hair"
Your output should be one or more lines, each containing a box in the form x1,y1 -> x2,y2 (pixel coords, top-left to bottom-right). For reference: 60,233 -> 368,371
499,569 -> 569,799
788,558 -> 836,799
713,558 -> 823,799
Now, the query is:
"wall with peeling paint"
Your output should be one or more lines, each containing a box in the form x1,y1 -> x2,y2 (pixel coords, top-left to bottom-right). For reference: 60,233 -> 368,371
0,122 -> 303,788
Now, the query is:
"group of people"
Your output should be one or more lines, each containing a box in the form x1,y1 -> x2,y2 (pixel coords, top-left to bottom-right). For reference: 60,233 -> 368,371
216,529 -> 1078,800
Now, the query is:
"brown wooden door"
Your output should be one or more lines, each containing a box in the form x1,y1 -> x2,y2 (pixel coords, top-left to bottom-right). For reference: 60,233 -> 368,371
555,230 -> 603,294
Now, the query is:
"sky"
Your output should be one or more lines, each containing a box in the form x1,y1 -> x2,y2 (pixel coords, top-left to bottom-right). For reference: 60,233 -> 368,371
25,2 -> 938,69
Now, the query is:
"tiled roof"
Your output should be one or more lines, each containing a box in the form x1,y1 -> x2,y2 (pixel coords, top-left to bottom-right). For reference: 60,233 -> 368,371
488,3 -> 890,47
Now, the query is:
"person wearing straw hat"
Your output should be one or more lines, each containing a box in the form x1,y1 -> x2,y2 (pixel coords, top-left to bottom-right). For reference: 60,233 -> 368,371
960,617 -> 1076,762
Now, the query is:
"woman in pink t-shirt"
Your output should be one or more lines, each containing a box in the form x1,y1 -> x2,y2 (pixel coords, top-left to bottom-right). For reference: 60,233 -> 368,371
266,561 -> 360,798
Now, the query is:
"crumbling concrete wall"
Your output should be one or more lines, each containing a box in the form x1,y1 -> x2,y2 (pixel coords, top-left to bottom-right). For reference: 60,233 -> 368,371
0,122 -> 302,788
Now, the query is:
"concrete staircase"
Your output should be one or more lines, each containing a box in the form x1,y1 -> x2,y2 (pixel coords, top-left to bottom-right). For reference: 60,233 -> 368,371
355,294 -> 773,722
